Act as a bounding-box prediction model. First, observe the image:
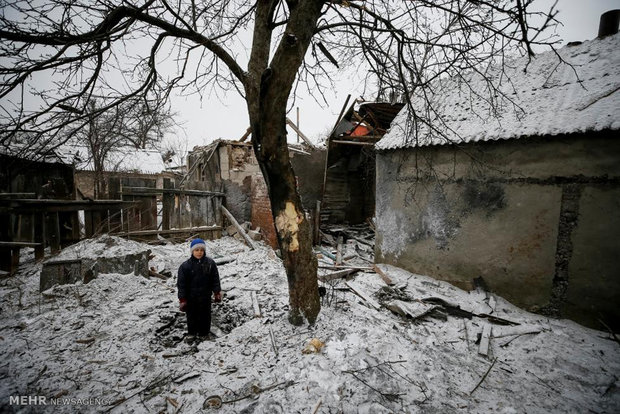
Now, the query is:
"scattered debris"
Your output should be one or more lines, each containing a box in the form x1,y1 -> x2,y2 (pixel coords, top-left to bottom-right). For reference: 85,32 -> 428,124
302,338 -> 325,354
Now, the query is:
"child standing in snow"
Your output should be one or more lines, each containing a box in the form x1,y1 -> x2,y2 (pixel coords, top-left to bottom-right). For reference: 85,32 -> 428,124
177,238 -> 222,340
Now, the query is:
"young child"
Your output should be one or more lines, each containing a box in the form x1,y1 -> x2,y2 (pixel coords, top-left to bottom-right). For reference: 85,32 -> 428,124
177,238 -> 221,340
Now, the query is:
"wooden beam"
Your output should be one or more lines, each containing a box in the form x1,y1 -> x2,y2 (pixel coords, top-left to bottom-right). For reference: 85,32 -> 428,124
286,118 -> 316,148
372,265 -> 394,285
113,225 -> 221,237
220,205 -> 256,250
121,187 -> 225,197
251,291 -> 261,317
239,127 -> 252,142
478,324 -> 492,356
331,140 -> 376,146
318,265 -> 373,271
318,268 -> 358,282
345,280 -> 380,310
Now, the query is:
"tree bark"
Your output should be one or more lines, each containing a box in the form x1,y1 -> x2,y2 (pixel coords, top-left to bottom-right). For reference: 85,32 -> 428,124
245,0 -> 324,325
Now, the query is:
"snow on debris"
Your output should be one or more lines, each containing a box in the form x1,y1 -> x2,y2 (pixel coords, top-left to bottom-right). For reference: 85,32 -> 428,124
377,33 -> 620,150
1,237 -> 619,413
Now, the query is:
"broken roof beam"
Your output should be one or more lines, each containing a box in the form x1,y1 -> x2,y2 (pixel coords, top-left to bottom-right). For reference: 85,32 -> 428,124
220,205 -> 256,250
239,127 -> 252,142
285,118 -> 316,149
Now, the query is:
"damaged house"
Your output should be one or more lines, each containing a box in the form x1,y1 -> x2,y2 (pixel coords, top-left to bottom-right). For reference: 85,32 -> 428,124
321,98 -> 404,224
186,138 -> 324,248
374,33 -> 620,330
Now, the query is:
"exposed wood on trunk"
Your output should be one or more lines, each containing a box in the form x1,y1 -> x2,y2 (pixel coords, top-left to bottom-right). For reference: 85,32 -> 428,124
220,205 -> 256,250
345,280 -> 380,310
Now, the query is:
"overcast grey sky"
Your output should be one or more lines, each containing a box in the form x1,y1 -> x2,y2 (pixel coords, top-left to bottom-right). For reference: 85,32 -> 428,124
164,0 -> 620,149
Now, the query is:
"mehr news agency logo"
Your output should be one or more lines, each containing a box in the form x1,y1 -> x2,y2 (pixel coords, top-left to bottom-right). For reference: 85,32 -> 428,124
9,395 -> 112,406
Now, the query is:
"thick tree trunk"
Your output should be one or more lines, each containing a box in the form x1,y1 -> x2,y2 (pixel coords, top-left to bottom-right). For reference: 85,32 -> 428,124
244,0 -> 325,325
250,115 -> 320,325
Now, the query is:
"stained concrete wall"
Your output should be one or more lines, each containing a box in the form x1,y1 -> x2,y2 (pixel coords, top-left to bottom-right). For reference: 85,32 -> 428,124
375,132 -> 620,330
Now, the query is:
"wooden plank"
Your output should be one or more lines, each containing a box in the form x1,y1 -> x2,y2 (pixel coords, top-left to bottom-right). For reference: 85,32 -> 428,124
112,225 -> 221,237
331,140 -> 375,146
251,291 -> 261,317
122,187 -> 225,197
318,268 -> 358,282
0,241 -> 42,248
239,126 -> 252,142
285,118 -> 316,148
318,265 -> 373,271
335,236 -> 343,265
220,205 -> 256,250
372,265 -> 394,285
313,201 -> 321,245
478,324 -> 492,356
344,280 -> 380,310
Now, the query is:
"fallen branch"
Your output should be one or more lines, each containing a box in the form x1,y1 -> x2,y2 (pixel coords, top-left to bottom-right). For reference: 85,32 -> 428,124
598,318 -> 620,346
311,398 -> 323,414
470,357 -> 497,395
106,374 -> 172,412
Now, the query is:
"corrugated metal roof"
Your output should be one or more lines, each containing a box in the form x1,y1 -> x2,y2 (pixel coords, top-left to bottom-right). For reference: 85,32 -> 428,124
377,33 -> 620,150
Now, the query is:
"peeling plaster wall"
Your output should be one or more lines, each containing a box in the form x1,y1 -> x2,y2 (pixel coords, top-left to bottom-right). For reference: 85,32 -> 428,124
375,132 -> 620,330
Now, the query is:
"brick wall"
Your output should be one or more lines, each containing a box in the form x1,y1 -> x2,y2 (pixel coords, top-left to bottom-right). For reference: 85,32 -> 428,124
250,173 -> 278,249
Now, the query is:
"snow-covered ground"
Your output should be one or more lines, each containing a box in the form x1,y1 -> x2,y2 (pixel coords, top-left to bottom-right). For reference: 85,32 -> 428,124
0,236 -> 618,413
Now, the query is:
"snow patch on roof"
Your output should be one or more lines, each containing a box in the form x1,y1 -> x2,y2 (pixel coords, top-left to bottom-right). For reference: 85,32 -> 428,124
377,33 -> 620,150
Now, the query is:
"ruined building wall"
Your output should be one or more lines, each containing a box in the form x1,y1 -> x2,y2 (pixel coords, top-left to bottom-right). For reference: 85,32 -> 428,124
375,132 -> 620,330
290,148 -> 326,211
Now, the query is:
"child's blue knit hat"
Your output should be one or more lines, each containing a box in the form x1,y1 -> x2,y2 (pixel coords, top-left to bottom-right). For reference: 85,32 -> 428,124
190,238 -> 207,254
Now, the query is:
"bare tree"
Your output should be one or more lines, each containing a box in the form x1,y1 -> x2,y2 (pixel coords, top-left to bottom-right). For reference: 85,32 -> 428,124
124,95 -> 180,150
0,0 -> 558,324
76,100 -> 130,199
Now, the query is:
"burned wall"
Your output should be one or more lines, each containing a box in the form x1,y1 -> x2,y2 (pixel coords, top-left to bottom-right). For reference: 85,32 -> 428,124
0,154 -> 74,198
322,144 -> 376,224
375,132 -> 620,330
290,148 -> 326,211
